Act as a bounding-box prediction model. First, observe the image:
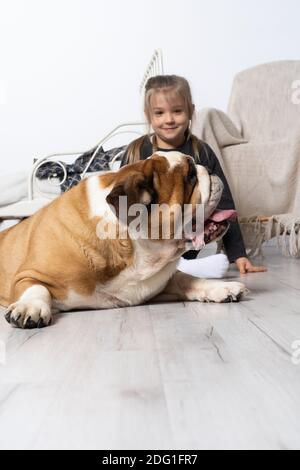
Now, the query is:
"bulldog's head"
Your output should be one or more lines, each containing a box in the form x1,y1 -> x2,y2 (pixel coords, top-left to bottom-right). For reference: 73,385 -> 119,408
105,151 -> 236,251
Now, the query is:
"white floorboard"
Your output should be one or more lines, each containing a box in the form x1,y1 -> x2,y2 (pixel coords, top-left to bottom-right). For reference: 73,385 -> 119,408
0,245 -> 299,450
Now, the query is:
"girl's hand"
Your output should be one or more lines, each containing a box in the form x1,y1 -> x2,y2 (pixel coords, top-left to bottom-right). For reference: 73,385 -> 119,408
235,257 -> 267,274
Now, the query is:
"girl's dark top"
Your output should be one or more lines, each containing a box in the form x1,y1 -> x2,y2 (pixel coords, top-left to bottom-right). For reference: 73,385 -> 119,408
120,135 -> 247,263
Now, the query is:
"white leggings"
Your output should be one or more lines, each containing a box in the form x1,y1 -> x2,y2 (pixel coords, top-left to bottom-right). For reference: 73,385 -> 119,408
177,254 -> 229,279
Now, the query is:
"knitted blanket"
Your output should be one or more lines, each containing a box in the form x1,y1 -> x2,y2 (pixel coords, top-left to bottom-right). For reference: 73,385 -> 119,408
36,145 -> 126,192
193,108 -> 300,257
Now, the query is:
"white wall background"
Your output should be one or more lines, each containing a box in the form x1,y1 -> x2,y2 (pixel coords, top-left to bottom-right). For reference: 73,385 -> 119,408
0,0 -> 299,172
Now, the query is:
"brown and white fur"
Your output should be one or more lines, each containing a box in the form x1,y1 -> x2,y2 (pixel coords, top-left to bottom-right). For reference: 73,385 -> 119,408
0,152 -> 247,329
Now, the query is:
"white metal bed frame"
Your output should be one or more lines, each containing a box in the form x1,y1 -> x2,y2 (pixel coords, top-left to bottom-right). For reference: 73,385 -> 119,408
0,49 -> 164,220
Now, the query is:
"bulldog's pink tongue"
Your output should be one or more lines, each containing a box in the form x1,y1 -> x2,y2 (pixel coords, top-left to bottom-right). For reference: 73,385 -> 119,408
187,210 -> 237,250
209,209 -> 237,222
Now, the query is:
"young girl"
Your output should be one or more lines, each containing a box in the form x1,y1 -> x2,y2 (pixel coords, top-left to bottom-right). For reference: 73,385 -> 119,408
120,75 -> 267,277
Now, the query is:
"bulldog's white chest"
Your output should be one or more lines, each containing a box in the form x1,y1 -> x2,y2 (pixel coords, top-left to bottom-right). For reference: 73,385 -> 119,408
53,245 -> 180,312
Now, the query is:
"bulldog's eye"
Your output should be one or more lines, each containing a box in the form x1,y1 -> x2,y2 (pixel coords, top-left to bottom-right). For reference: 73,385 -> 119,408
187,160 -> 198,186
204,166 -> 212,175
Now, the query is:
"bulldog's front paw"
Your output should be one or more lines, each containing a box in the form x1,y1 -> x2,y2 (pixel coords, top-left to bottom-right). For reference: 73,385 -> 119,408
4,301 -> 52,329
186,280 -> 249,303
204,281 -> 249,303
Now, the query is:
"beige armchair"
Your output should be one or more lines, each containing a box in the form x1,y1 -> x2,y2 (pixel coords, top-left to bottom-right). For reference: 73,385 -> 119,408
193,61 -> 300,257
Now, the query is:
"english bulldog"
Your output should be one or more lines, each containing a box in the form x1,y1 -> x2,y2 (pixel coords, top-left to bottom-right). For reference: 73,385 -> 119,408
0,152 -> 247,329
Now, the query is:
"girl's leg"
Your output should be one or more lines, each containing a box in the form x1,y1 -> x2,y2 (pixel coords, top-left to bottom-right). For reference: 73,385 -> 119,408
177,254 -> 229,279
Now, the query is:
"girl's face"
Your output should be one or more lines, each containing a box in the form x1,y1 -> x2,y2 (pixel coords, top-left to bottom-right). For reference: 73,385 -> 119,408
149,91 -> 191,148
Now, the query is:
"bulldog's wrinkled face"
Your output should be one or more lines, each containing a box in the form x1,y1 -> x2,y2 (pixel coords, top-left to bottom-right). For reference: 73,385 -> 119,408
106,152 -> 237,250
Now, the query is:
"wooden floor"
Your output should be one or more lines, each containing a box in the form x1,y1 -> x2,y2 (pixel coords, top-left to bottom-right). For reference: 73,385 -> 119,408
0,245 -> 300,450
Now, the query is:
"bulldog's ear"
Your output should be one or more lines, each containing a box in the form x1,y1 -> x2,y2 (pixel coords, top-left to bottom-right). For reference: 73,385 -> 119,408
106,171 -> 158,221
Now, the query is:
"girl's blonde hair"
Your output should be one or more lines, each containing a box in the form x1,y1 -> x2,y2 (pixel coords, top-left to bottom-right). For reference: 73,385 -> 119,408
125,75 -> 204,165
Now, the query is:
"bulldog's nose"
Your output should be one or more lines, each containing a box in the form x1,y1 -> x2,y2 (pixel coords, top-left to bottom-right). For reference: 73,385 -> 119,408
196,165 -> 211,205
210,174 -> 224,196
204,166 -> 212,175
204,174 -> 224,220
